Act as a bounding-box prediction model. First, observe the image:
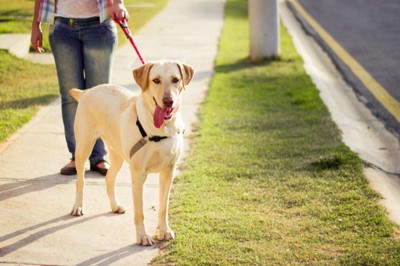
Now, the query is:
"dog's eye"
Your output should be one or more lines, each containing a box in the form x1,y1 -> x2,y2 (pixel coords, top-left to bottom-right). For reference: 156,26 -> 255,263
153,78 -> 161,84
172,77 -> 179,84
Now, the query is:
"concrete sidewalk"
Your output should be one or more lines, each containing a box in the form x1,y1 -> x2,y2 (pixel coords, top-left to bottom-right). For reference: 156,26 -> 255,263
0,0 -> 226,265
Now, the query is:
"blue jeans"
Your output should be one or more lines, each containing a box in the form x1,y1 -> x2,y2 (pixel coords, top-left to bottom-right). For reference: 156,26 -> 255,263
49,16 -> 117,164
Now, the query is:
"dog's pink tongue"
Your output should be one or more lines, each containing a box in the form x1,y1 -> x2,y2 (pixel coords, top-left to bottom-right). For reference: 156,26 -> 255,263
154,105 -> 168,128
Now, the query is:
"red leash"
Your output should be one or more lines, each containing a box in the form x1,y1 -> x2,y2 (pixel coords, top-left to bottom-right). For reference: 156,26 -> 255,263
108,1 -> 146,65
114,17 -> 146,65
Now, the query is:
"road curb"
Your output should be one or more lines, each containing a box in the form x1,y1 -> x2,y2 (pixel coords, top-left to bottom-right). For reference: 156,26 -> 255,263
286,0 -> 400,137
281,0 -> 400,226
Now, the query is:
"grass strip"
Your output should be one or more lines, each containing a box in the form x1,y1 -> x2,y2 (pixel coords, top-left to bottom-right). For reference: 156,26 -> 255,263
0,50 -> 58,141
0,0 -> 167,142
153,0 -> 400,265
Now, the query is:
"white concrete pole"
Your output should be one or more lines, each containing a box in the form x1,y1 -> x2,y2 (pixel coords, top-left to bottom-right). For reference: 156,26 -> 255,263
249,0 -> 280,61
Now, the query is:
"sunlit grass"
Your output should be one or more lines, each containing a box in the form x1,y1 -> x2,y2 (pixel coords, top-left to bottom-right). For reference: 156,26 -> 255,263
152,0 -> 400,265
0,50 -> 58,141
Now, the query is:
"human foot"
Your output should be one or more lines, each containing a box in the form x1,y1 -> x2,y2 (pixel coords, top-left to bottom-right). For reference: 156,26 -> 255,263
60,159 -> 76,175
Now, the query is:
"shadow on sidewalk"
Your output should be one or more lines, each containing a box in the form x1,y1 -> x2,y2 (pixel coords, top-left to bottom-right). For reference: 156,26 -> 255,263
75,244 -> 157,266
0,211 -> 155,264
0,213 -> 108,257
0,170 -> 109,202
0,173 -> 74,202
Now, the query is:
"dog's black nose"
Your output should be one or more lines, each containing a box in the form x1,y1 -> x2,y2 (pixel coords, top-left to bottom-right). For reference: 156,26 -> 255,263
163,96 -> 174,108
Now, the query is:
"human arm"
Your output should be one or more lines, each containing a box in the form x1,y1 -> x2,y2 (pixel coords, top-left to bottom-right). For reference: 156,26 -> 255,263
31,0 -> 44,53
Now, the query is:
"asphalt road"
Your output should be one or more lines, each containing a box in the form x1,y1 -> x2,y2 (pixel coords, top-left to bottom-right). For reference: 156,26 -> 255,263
292,0 -> 400,135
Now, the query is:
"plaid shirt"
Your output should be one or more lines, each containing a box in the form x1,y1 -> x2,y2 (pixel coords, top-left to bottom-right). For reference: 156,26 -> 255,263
38,0 -> 110,24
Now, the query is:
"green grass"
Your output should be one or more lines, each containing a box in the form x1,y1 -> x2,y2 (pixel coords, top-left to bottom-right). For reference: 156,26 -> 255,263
0,0 -> 52,51
152,0 -> 400,265
0,50 -> 58,141
0,0 -> 34,33
0,0 -> 167,142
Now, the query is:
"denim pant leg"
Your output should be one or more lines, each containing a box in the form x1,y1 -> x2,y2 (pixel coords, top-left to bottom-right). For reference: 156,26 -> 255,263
49,21 -> 84,158
81,19 -> 118,164
49,18 -> 117,164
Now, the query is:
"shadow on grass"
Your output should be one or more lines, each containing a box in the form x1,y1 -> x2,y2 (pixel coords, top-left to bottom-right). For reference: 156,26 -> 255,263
1,94 -> 57,110
214,56 -> 286,74
0,9 -> 32,18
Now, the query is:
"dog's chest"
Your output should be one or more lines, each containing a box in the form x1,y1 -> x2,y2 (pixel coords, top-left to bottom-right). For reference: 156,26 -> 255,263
139,136 -> 183,173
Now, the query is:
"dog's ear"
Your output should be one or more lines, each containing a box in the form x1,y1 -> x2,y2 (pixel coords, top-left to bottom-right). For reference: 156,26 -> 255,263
133,63 -> 154,91
177,62 -> 195,90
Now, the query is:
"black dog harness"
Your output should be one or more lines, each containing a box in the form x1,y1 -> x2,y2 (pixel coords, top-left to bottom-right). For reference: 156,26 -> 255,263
129,119 -> 168,158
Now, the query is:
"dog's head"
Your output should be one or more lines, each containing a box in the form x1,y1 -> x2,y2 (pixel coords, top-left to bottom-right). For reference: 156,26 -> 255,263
133,60 -> 195,128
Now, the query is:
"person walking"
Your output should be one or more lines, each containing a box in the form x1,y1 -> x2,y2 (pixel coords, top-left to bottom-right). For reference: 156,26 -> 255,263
30,0 -> 129,176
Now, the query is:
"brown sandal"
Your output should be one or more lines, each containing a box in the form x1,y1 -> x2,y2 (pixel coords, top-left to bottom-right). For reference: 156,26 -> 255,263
90,159 -> 109,176
60,158 -> 76,175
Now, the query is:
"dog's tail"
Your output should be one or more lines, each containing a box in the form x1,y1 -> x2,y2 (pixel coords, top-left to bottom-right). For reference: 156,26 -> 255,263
69,88 -> 84,102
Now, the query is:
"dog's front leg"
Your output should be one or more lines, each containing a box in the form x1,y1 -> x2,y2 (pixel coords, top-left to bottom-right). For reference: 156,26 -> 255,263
131,170 -> 154,246
106,150 -> 125,214
157,166 -> 175,241
71,155 -> 86,216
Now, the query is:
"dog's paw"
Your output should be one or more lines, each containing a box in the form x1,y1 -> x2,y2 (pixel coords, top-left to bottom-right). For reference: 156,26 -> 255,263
158,229 -> 175,241
137,234 -> 154,246
112,205 -> 126,214
71,206 -> 84,216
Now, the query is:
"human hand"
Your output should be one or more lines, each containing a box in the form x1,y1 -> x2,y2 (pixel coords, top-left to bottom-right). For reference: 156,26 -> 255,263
31,22 -> 44,53
113,1 -> 130,22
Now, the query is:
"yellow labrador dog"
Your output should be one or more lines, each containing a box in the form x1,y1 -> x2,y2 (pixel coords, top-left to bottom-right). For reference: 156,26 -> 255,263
69,60 -> 194,246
